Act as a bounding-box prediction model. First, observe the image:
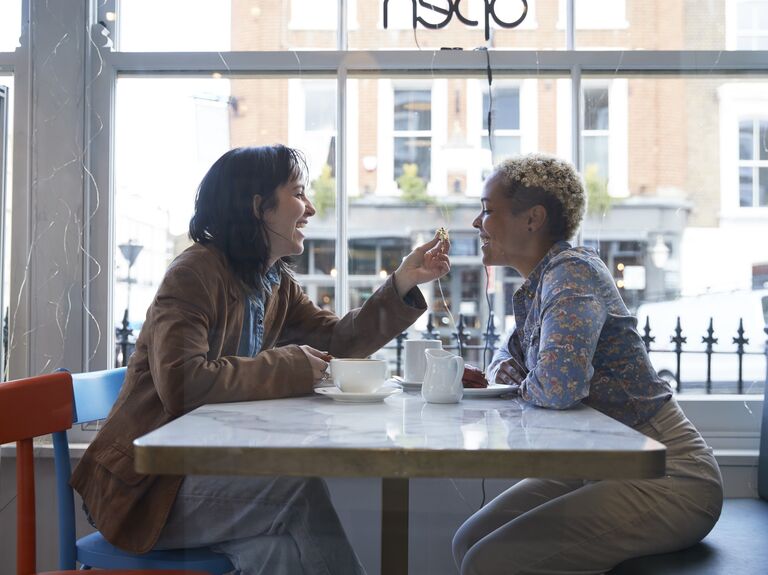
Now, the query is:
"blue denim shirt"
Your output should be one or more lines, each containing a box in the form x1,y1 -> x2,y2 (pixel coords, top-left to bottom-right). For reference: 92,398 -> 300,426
488,241 -> 671,427
238,265 -> 282,357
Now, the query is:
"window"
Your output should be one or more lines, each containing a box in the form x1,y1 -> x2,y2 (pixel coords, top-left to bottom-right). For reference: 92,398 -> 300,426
289,79 -> 338,183
393,87 -> 432,184
557,79 -> 628,198
718,82 -> 768,216
467,79 -> 539,186
738,118 -> 768,207
5,1 -> 768,488
482,86 -> 521,164
727,0 -> 768,50
582,86 -> 609,183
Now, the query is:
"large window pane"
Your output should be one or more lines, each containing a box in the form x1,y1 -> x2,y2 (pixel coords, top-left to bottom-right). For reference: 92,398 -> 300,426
115,77 -> 337,352
115,0 -> 338,51
582,75 -> 768,392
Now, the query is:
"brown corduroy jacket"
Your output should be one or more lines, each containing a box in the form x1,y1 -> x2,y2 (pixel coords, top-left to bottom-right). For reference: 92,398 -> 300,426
70,242 -> 426,553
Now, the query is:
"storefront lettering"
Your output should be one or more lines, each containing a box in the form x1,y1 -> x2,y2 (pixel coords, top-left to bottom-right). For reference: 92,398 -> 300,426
383,0 -> 528,41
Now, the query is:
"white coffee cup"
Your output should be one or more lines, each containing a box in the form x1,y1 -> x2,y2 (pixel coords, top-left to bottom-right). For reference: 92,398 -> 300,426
330,358 -> 389,393
403,339 -> 442,383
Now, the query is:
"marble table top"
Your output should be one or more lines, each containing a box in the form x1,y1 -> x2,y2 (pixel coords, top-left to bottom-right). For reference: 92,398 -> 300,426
134,392 -> 666,480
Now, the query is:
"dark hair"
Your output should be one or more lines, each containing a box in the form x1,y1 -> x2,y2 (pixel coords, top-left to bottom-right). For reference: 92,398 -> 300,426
189,145 -> 308,290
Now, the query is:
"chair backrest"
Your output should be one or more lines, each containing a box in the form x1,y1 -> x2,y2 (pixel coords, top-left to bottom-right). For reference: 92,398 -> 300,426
759,367 -> 768,500
0,372 -> 74,575
51,367 -> 127,569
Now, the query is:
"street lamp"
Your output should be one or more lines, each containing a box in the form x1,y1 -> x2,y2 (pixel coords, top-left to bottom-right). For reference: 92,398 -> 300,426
117,240 -> 143,367
119,240 -> 143,314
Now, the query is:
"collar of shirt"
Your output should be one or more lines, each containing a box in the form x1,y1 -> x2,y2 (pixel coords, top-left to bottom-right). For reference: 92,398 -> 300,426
260,264 -> 282,296
512,240 -> 572,328
516,241 -> 571,298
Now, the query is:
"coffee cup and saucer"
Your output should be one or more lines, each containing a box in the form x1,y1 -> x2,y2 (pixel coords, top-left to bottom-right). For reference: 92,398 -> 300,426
314,358 -> 401,403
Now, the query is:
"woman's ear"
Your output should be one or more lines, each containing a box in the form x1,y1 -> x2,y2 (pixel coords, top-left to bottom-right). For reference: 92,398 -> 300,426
528,205 -> 548,232
252,195 -> 262,218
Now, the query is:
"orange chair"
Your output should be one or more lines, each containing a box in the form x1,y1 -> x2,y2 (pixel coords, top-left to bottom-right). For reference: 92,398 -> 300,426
0,372 -> 208,575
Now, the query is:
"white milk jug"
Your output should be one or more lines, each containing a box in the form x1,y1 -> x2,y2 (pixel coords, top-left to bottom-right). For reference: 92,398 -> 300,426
421,348 -> 464,403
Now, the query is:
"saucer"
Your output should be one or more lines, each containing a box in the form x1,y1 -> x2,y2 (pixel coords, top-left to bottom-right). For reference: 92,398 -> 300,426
390,376 -> 423,391
463,383 -> 517,398
314,386 -> 402,403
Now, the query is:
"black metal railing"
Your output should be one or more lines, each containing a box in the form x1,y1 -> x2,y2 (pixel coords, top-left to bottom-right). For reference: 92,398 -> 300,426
112,308 -> 767,395
639,316 -> 768,394
380,313 -> 768,394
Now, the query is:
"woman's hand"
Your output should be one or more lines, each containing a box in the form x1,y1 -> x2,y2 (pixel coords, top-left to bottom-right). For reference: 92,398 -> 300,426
298,345 -> 333,385
393,231 -> 451,296
494,357 -> 526,388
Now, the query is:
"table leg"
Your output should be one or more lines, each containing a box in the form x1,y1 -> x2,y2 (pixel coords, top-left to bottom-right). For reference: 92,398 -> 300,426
381,477 -> 409,575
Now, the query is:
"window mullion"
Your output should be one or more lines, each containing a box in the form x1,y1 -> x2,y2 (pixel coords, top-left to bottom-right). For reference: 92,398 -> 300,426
335,63 -> 349,315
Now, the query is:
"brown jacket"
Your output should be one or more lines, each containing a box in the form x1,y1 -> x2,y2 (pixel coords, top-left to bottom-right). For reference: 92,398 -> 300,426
70,243 -> 426,553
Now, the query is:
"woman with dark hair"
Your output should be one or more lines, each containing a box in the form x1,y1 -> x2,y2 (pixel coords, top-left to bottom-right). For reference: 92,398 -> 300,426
71,144 -> 450,575
452,154 -> 722,574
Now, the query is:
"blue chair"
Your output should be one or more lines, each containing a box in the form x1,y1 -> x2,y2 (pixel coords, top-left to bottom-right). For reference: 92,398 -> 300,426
52,367 -> 235,573
610,383 -> 768,574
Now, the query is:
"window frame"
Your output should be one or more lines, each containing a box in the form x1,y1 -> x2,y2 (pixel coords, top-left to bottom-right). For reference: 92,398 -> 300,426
466,78 -> 538,186
718,82 -> 768,218
3,1 -> 767,458
377,78 -> 448,196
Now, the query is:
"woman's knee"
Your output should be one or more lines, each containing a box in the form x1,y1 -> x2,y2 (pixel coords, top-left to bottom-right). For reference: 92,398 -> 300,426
459,541 -> 503,575
452,519 -> 481,569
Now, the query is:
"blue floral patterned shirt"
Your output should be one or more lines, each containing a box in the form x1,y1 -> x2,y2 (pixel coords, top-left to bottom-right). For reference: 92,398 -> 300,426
488,241 -> 671,427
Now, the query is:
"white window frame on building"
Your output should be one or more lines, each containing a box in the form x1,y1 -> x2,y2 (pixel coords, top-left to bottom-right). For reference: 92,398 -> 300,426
466,78 -> 538,186
377,78 -> 448,196
718,82 -> 768,216
556,78 -> 629,198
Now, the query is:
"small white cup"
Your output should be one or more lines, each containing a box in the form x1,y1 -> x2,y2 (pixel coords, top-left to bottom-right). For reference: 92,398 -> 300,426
403,339 -> 442,383
330,358 -> 389,393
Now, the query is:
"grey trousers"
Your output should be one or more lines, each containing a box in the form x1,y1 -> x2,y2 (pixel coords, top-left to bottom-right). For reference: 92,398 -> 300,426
153,475 -> 366,575
452,398 -> 723,575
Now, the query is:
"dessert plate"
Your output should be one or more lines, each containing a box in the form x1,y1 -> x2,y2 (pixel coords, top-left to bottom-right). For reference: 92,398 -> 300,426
462,383 -> 517,398
314,386 -> 402,403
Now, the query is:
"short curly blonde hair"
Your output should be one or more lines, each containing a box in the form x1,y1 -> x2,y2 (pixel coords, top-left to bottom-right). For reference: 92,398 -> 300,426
493,153 -> 586,241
